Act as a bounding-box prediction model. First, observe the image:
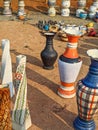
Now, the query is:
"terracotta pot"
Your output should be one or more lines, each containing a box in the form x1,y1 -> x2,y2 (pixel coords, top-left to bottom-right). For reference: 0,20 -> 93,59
0,84 -> 12,130
58,29 -> 82,98
73,49 -> 98,130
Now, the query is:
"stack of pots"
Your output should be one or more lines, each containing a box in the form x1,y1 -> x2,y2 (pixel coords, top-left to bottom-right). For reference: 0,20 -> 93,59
17,0 -> 26,17
89,0 -> 98,19
48,0 -> 56,16
3,0 -> 12,16
76,0 -> 86,18
61,0 -> 70,17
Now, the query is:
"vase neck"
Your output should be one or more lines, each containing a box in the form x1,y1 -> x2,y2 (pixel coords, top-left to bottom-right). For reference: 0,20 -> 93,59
46,35 -> 54,45
63,42 -> 79,59
89,58 -> 98,74
82,58 -> 98,89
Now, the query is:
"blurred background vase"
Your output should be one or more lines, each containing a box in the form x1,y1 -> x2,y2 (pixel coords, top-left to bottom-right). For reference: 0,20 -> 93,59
48,0 -> 56,16
73,49 -> 98,130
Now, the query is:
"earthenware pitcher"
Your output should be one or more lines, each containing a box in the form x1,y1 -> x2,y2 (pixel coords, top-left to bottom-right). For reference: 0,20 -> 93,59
73,49 -> 98,130
41,32 -> 58,70
58,29 -> 82,98
0,84 -> 12,130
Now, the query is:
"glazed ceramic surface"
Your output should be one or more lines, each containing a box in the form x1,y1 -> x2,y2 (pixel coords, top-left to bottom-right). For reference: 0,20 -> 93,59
73,49 -> 98,130
41,32 -> 58,69
58,29 -> 82,98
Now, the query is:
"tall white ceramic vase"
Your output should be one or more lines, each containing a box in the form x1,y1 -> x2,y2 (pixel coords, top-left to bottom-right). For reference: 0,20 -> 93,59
1,39 -> 15,98
12,55 -> 32,130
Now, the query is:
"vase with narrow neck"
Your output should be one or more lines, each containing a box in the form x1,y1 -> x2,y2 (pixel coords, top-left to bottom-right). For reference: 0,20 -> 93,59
0,84 -> 12,130
41,32 -> 58,70
58,29 -> 82,98
73,49 -> 98,130
3,0 -> 12,16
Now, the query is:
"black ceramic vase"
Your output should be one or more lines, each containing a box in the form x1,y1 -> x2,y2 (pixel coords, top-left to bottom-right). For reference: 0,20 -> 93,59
41,32 -> 58,70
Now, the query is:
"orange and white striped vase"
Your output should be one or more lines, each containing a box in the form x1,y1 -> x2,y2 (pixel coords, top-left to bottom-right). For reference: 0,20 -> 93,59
58,29 -> 82,98
0,84 -> 12,130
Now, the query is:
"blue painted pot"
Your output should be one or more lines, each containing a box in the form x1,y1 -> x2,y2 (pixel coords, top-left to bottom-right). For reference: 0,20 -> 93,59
73,49 -> 98,130
80,12 -> 87,19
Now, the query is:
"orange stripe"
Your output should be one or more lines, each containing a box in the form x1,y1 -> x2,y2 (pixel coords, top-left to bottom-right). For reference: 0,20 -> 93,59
63,48 -> 79,59
80,86 -> 86,118
61,81 -> 75,87
58,88 -> 76,95
87,89 -> 96,120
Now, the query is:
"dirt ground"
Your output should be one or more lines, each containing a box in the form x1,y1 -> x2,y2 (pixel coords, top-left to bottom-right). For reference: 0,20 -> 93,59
0,1 -> 98,130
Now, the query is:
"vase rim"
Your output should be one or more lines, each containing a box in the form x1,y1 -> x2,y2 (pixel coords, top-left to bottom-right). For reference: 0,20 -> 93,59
64,29 -> 82,36
44,32 -> 55,36
87,49 -> 98,61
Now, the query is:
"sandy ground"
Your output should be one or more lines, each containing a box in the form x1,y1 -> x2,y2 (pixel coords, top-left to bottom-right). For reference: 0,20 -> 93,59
0,20 -> 98,130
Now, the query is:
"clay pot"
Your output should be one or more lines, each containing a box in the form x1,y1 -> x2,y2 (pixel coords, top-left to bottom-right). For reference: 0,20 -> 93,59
73,49 -> 98,130
58,29 -> 82,98
41,32 -> 58,70
0,84 -> 12,130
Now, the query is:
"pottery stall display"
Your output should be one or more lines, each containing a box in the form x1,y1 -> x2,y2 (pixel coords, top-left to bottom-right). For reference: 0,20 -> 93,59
48,0 -> 56,16
61,0 -> 70,17
1,39 -> 15,98
3,0 -> 12,16
40,32 -> 58,70
73,49 -> 98,130
58,29 -> 82,98
0,84 -> 12,130
76,0 -> 86,18
12,55 -> 32,130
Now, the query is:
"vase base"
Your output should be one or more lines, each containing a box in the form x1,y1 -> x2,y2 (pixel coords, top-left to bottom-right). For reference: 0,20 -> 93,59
43,66 -> 54,70
73,116 -> 95,130
57,91 -> 76,98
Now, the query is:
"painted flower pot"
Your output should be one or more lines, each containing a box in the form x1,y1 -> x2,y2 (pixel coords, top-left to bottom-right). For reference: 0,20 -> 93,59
73,49 -> 98,130
41,32 -> 58,70
0,84 -> 12,130
58,29 -> 82,98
